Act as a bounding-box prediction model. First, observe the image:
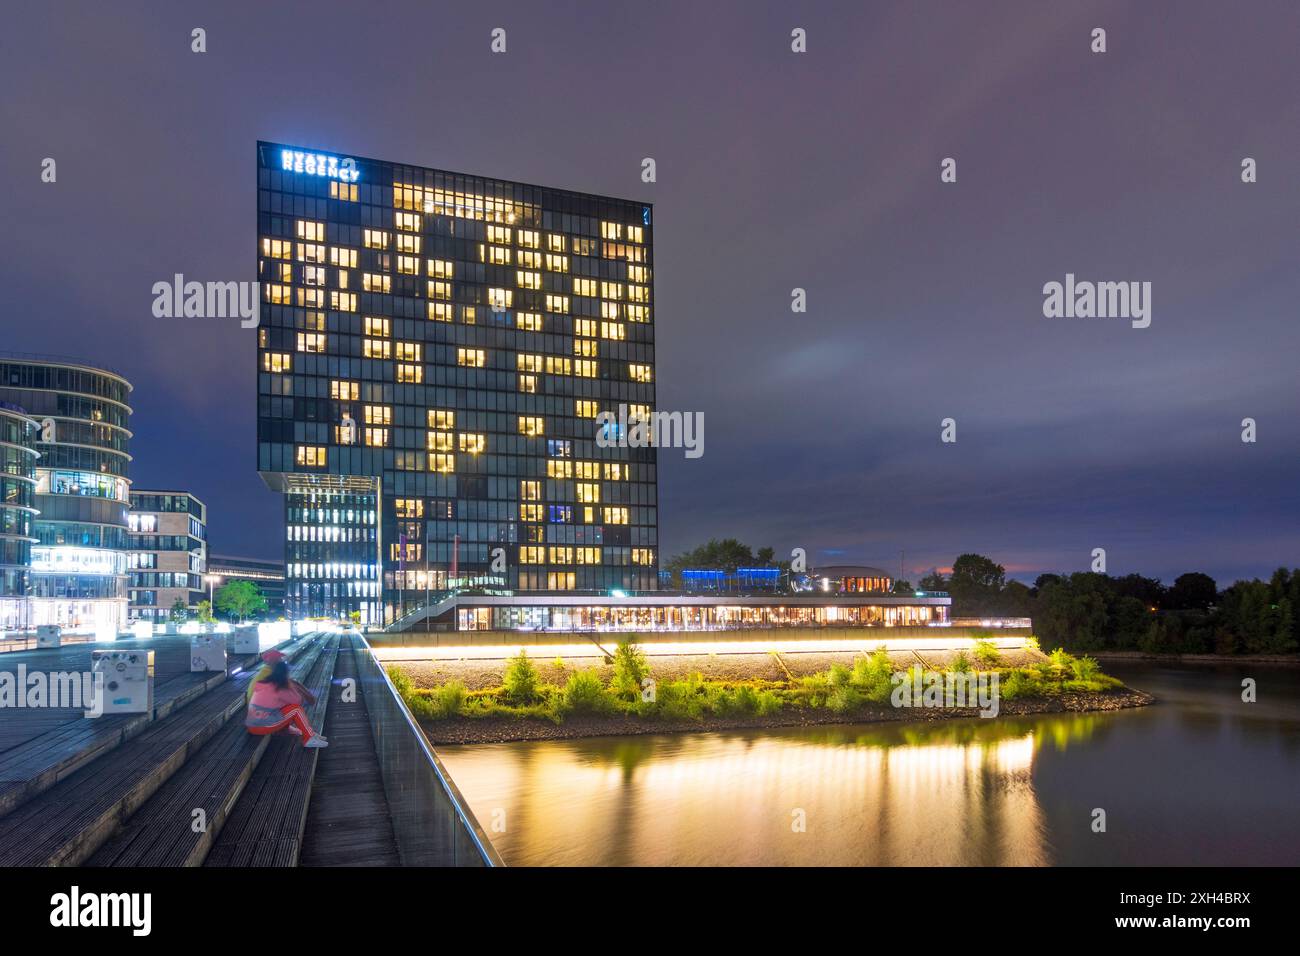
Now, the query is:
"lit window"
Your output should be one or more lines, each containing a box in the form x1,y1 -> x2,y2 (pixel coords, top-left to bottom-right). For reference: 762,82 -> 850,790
520,504 -> 544,522
395,212 -> 421,231
330,247 -> 357,268
296,332 -> 326,353
629,363 -> 653,383
545,294 -> 569,313
428,302 -> 453,322
295,445 -> 326,467
364,405 -> 391,425
516,312 -> 542,332
520,480 -> 541,501
396,363 -> 422,383
262,352 -> 291,373
428,453 -> 455,473
458,433 -> 485,454
363,229 -> 389,249
365,427 -> 389,447
330,181 -> 358,202
397,253 -> 419,273
518,230 -> 540,249
363,338 -> 391,359
518,374 -> 536,393
363,273 -> 390,293
427,410 -> 454,429
518,416 -> 544,437
261,238 -> 291,259
604,506 -> 629,524
364,316 -> 391,337
547,459 -> 573,479
394,498 -> 424,518
601,322 -> 625,340
427,431 -> 453,452
517,270 -> 541,290
576,400 -> 598,418
457,348 -> 487,368
487,288 -> 512,312
575,360 -> 598,378
577,482 -> 600,504
330,380 -> 359,400
296,220 -> 325,241
395,342 -> 422,362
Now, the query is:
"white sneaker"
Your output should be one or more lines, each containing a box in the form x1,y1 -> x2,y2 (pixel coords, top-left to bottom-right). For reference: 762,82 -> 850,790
304,736 -> 329,748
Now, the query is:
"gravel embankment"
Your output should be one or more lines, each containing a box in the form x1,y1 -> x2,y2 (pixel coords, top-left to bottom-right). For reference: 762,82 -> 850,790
382,647 -> 1154,745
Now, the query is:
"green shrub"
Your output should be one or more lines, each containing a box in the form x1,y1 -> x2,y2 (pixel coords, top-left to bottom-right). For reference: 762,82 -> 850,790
755,689 -> 783,716
387,665 -> 414,698
827,684 -> 864,713
503,649 -> 540,703
851,648 -> 896,704
731,684 -> 760,714
828,662 -> 852,688
948,651 -> 972,673
562,668 -> 608,714
971,639 -> 1001,667
656,676 -> 706,721
432,680 -> 467,717
1069,655 -> 1099,681
1001,670 -> 1035,700
610,640 -> 649,699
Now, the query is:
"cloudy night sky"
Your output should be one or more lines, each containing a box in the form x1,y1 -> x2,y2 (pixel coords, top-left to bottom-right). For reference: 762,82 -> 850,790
2,0 -> 1297,586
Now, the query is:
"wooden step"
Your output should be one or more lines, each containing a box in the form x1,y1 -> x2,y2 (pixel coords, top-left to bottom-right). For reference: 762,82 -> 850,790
90,635 -> 340,868
0,635 -> 329,867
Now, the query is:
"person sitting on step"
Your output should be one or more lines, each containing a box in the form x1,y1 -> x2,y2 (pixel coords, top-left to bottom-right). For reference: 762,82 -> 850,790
245,659 -> 328,748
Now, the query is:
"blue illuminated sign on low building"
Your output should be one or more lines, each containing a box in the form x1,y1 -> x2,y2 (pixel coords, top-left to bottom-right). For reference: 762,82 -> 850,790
280,149 -> 360,182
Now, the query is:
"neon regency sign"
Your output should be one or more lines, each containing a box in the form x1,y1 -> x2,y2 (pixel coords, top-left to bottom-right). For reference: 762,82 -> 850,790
280,149 -> 360,182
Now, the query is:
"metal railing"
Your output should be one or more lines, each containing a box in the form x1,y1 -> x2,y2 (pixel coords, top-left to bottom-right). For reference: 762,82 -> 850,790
354,632 -> 502,867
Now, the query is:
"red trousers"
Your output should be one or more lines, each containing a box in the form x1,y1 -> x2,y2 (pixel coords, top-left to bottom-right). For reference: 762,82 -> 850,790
247,704 -> 317,743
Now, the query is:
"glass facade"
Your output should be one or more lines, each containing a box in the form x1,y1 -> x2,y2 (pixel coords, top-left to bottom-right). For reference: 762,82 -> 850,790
0,358 -> 133,632
257,143 -> 659,625
0,404 -> 39,630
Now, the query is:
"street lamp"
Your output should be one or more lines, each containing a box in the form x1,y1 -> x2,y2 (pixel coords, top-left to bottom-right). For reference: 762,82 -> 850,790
204,574 -> 222,609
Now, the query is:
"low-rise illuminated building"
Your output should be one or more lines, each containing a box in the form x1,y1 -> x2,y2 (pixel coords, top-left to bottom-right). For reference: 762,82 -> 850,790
127,490 -> 207,621
397,590 -> 952,632
810,565 -> 894,593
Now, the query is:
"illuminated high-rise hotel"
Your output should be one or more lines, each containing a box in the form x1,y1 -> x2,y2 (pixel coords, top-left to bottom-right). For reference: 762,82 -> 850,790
256,143 -> 658,625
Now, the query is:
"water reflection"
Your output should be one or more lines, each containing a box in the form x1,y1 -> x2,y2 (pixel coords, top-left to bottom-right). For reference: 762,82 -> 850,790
438,664 -> 1300,866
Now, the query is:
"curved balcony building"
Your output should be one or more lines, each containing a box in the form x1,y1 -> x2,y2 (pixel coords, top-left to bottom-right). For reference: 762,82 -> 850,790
0,402 -> 40,631
0,357 -> 133,633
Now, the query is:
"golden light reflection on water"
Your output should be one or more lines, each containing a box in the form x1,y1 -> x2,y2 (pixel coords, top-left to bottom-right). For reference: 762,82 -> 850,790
438,716 -> 1104,866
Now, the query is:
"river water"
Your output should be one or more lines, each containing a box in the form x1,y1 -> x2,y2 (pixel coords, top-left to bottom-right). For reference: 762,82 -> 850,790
437,662 -> 1300,866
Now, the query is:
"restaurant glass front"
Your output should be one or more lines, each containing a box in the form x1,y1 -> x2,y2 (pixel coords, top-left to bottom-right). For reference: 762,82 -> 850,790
457,602 -> 947,631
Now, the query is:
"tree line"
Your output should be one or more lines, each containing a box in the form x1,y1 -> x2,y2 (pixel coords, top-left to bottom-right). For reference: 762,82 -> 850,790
918,554 -> 1297,656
